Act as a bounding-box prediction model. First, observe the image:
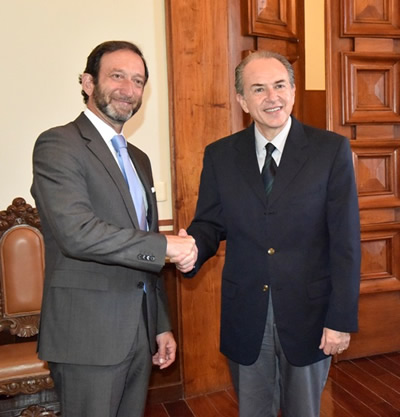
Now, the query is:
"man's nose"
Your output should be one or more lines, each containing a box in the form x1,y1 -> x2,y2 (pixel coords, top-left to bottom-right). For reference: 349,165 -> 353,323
119,79 -> 137,96
264,87 -> 278,101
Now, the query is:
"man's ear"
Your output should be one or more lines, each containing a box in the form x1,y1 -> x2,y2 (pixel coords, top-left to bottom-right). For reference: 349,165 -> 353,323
236,93 -> 249,114
81,73 -> 95,97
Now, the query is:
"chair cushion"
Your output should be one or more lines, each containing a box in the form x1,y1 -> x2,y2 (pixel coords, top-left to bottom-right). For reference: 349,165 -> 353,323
0,342 -> 49,380
0,226 -> 44,315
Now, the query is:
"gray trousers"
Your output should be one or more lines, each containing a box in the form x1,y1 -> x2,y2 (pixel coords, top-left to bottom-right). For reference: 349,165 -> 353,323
229,295 -> 331,417
49,311 -> 152,417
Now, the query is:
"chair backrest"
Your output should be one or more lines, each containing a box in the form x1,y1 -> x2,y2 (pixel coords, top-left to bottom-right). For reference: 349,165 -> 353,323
0,198 -> 44,338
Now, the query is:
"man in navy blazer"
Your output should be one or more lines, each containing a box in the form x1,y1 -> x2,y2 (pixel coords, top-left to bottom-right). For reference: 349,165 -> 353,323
182,51 -> 361,416
31,41 -> 197,417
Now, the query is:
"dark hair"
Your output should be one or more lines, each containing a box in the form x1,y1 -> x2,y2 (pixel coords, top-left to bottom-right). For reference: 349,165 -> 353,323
235,50 -> 295,96
79,40 -> 149,103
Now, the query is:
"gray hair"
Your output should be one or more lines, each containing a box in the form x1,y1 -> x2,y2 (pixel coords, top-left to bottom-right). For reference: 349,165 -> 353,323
235,51 -> 295,95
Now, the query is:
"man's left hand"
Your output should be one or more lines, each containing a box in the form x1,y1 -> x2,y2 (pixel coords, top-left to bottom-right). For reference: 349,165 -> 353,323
152,331 -> 177,369
319,327 -> 350,355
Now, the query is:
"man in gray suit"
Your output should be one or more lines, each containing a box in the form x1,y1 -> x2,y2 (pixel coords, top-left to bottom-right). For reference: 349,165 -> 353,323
31,40 -> 197,417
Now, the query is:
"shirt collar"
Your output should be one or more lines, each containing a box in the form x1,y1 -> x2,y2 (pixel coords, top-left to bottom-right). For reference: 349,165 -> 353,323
84,108 -> 122,142
254,116 -> 292,158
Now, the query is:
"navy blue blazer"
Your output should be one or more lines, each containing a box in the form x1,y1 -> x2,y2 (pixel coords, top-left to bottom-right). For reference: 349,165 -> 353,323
186,117 -> 361,366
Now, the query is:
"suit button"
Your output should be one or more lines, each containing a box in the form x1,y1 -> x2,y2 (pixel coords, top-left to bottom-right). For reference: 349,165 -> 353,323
267,248 -> 275,255
263,285 -> 269,292
137,281 -> 145,289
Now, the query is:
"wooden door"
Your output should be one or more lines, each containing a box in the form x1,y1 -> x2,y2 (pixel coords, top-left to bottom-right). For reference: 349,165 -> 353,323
326,0 -> 400,360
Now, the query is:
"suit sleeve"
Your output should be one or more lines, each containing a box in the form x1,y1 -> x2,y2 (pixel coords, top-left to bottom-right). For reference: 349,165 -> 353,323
31,128 -> 167,273
325,136 -> 361,332
186,146 -> 226,277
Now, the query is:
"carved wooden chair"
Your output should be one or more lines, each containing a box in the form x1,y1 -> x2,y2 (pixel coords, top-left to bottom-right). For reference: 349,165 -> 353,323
0,198 -> 59,417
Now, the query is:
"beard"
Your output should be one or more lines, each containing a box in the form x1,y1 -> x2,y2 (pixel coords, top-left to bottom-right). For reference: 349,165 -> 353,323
92,83 -> 142,123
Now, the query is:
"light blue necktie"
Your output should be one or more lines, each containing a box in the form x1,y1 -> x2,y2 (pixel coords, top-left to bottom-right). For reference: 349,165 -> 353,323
111,135 -> 147,230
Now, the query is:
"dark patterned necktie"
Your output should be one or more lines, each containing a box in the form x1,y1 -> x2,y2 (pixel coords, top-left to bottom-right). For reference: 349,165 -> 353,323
261,143 -> 277,197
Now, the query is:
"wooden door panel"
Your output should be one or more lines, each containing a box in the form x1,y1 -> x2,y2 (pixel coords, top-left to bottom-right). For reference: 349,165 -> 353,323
342,0 -> 400,37
342,52 -> 400,124
327,0 -> 400,359
352,142 -> 400,205
343,291 -> 400,359
360,229 -> 400,294
243,0 -> 298,40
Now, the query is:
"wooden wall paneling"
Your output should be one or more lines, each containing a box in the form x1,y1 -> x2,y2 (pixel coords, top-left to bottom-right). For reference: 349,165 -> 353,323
243,0 -> 298,41
326,0 -> 400,360
353,141 -> 400,210
165,0 -> 234,397
303,91 -> 327,129
345,291 -> 400,358
359,228 -> 400,295
341,52 -> 400,124
325,0 -> 352,137
228,0 -> 256,134
342,0 -> 400,37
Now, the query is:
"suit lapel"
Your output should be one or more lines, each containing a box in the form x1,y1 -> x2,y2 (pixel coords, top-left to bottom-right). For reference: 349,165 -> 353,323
233,118 -> 310,207
127,147 -> 158,232
74,113 -> 141,228
233,124 -> 267,206
268,117 -> 309,206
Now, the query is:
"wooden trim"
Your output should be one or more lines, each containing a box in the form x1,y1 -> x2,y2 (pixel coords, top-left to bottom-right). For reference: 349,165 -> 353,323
159,219 -> 174,235
302,90 -> 326,129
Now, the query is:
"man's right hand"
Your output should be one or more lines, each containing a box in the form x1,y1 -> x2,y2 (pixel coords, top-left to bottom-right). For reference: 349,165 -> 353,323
166,229 -> 197,273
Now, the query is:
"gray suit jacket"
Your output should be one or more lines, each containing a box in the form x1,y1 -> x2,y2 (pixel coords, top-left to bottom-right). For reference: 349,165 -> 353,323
31,112 -> 170,366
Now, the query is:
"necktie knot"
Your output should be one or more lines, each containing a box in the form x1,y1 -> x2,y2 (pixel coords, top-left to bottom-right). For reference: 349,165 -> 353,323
111,134 -> 127,153
266,142 -> 275,157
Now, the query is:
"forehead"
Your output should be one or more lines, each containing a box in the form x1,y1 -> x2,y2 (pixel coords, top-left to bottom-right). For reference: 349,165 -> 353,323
243,57 -> 290,84
99,49 -> 145,75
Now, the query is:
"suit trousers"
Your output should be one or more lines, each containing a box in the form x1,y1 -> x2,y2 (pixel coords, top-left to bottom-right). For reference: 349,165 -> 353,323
49,307 -> 152,417
229,292 -> 331,417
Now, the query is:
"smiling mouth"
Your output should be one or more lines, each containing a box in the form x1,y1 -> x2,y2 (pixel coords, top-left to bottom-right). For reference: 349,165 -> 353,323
265,106 -> 282,113
111,94 -> 134,104
116,98 -> 133,105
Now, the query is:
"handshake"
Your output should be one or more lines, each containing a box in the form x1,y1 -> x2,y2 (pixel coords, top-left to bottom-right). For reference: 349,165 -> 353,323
166,229 -> 198,273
